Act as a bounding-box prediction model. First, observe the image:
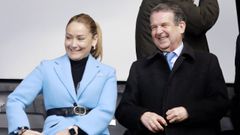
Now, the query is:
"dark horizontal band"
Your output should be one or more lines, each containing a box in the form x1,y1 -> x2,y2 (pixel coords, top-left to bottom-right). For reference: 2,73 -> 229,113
47,106 -> 91,117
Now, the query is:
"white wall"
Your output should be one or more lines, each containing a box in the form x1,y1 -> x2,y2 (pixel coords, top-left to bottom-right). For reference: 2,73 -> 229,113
207,0 -> 238,83
0,0 -> 238,83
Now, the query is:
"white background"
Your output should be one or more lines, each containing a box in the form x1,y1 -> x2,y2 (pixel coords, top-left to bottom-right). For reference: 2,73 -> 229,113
0,0 -> 238,83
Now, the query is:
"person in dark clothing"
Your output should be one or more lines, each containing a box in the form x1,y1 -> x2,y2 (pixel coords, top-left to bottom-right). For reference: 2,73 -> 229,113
135,0 -> 219,59
115,2 -> 229,135
231,34 -> 240,135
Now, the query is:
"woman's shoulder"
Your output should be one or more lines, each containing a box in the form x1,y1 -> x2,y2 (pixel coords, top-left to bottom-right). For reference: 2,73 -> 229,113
88,55 -> 115,72
37,55 -> 67,67
94,60 -> 115,73
99,62 -> 115,72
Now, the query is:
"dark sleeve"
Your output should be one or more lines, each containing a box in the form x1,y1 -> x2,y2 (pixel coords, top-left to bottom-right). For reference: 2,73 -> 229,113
234,35 -> 240,98
177,0 -> 219,35
232,34 -> 240,135
115,62 -> 148,130
185,54 -> 229,124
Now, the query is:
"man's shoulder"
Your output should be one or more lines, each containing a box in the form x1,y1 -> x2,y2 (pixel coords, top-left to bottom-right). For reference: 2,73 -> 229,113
193,51 -> 219,65
194,51 -> 217,59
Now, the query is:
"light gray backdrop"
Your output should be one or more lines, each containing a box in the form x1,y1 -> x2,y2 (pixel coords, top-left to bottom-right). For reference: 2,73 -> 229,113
0,0 -> 238,83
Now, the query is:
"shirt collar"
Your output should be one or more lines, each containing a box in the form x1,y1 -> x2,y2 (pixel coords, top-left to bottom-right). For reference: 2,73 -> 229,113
174,42 -> 183,57
163,42 -> 183,56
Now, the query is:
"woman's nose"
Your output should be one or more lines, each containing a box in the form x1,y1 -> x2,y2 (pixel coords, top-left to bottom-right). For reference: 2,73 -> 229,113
71,39 -> 78,47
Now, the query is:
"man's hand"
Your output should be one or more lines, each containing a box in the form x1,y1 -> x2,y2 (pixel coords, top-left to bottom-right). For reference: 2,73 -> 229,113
140,112 -> 167,133
166,106 -> 189,123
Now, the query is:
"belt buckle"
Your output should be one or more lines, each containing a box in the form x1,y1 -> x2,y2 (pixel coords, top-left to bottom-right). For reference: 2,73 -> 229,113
73,105 -> 86,116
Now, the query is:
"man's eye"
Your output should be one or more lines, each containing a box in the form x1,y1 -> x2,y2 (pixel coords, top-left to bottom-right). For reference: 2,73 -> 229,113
151,26 -> 157,30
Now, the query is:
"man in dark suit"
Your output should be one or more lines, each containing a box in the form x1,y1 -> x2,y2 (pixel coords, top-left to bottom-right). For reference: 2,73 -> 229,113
115,2 -> 229,135
231,34 -> 240,135
135,0 -> 219,59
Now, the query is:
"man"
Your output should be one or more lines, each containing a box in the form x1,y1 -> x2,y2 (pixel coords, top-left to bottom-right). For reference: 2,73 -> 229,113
135,0 -> 219,59
232,34 -> 240,134
115,2 -> 229,135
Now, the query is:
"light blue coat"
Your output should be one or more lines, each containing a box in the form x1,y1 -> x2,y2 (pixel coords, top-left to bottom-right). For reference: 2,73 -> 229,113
6,54 -> 117,135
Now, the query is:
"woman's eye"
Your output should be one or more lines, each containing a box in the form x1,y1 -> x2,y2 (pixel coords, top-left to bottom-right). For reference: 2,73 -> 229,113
77,37 -> 85,41
65,36 -> 71,40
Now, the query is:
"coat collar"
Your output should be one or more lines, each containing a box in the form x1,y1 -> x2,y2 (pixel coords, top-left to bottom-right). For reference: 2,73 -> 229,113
179,42 -> 196,61
146,43 -> 196,73
147,42 -> 196,62
171,43 -> 195,72
53,54 -> 100,101
77,55 -> 101,98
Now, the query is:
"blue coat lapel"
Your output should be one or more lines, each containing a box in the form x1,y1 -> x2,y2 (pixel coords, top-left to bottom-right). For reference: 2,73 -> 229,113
77,55 -> 100,98
54,55 -> 76,101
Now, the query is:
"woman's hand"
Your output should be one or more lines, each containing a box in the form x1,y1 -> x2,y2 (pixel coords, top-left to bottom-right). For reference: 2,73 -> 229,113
55,129 -> 69,135
55,125 -> 78,135
22,130 -> 43,135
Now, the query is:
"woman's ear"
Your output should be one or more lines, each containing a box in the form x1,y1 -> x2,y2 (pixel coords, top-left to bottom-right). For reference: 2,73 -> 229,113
92,34 -> 98,49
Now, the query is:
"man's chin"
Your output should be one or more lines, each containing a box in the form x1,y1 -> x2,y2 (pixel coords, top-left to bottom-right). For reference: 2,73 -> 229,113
157,45 -> 170,52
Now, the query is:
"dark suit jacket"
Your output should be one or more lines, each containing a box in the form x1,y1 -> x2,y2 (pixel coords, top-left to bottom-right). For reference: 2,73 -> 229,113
135,0 -> 219,59
115,44 -> 229,135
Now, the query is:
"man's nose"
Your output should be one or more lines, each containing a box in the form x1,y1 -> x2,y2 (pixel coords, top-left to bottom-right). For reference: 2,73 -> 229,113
156,26 -> 163,34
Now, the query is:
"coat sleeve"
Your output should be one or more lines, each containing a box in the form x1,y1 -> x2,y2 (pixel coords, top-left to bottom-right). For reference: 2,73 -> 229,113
6,62 -> 44,133
178,0 -> 219,35
184,54 -> 229,124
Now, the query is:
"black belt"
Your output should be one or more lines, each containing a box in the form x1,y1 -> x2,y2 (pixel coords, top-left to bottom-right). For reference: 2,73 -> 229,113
47,106 -> 91,117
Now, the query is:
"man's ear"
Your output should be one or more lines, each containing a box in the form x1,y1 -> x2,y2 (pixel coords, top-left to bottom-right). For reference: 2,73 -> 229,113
178,21 -> 186,34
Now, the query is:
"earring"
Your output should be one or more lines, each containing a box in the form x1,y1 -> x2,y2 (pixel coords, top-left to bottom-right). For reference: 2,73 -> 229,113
92,45 -> 96,50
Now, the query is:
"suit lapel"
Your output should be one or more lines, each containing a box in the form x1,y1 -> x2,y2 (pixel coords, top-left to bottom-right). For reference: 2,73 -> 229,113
54,55 -> 76,101
171,44 -> 195,76
77,55 -> 100,98
172,56 -> 184,73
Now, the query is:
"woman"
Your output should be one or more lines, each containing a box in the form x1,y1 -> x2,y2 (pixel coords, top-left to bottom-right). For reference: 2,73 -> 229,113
6,13 -> 117,135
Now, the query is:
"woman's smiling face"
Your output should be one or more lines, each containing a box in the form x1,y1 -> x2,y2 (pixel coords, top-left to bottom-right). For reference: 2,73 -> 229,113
65,21 -> 97,61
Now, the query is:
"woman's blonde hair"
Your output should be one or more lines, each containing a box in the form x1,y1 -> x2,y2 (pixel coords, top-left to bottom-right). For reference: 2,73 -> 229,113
66,13 -> 103,60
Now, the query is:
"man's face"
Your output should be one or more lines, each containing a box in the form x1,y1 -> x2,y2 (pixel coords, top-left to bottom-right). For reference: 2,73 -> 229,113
150,11 -> 186,52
